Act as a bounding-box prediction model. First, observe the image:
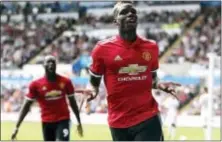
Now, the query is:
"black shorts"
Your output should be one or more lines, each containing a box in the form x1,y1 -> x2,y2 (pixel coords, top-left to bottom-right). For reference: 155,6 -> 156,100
110,114 -> 164,141
42,119 -> 70,141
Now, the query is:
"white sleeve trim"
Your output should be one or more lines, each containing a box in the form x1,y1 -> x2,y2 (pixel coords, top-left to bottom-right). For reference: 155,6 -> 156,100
67,94 -> 75,98
151,69 -> 158,72
25,96 -> 35,101
89,69 -> 102,78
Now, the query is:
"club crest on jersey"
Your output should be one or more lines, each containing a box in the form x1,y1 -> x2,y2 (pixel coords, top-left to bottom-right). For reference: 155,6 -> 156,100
119,64 -> 147,75
114,55 -> 122,61
42,86 -> 47,91
142,52 -> 151,61
59,82 -> 65,89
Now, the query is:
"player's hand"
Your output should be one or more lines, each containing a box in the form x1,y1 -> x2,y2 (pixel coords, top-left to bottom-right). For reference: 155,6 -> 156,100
75,89 -> 96,102
11,127 -> 19,140
86,88 -> 98,102
77,124 -> 83,137
75,89 -> 92,96
158,82 -> 181,100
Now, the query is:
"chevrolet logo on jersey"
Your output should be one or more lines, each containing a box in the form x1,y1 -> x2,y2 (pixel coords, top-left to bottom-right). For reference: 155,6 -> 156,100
119,64 -> 147,75
45,90 -> 62,98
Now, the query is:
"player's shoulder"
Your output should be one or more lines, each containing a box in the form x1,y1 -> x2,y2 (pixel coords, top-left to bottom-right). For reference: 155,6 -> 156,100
96,36 -> 118,47
57,74 -> 72,83
92,36 -> 117,54
29,76 -> 45,86
139,36 -> 158,46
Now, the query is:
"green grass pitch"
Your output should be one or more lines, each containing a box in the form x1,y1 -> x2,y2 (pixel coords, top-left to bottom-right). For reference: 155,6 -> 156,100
1,121 -> 221,140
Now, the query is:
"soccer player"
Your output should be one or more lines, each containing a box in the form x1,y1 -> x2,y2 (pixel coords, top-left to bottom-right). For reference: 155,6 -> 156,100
164,97 -> 180,140
86,1 -> 181,141
152,90 -> 167,118
11,55 -> 83,141
198,87 -> 210,139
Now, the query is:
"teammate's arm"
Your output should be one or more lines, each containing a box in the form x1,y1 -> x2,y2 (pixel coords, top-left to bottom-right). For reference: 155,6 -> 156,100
66,79 -> 83,137
15,99 -> 33,128
66,80 -> 81,125
11,82 -> 37,140
11,99 -> 33,140
68,96 -> 81,125
67,95 -> 83,137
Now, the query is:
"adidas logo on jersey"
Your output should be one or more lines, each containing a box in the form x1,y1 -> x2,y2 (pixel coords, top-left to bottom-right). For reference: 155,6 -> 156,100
114,55 -> 122,61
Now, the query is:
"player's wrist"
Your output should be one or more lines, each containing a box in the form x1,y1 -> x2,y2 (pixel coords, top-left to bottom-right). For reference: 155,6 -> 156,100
14,127 -> 19,131
15,124 -> 20,130
158,82 -> 173,93
75,90 -> 84,94
91,87 -> 99,98
157,82 -> 166,91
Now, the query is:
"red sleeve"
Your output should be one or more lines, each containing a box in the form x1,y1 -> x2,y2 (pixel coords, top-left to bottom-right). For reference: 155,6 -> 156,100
66,79 -> 75,96
89,43 -> 105,77
151,44 -> 159,72
26,81 -> 37,101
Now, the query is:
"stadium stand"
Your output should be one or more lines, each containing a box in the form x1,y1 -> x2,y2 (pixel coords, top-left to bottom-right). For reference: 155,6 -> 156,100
1,17 -> 75,69
164,8 -> 221,64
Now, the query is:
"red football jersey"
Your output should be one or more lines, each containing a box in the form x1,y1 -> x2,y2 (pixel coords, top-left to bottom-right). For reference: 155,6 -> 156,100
26,74 -> 74,122
90,35 -> 159,128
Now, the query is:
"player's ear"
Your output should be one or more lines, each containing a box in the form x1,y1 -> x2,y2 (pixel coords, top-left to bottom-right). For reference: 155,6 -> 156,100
113,18 -> 119,26
113,19 -> 117,24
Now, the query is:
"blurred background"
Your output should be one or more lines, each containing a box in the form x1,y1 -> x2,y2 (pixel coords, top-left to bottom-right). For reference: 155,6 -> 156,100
1,1 -> 221,141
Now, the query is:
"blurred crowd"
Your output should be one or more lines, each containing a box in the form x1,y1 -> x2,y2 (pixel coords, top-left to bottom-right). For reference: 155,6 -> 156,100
0,1 -> 199,15
1,2 -> 79,15
165,8 -> 221,65
1,85 -> 26,112
1,17 -> 76,69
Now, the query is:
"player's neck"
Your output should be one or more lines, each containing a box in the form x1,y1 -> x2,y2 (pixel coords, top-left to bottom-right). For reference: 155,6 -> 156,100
45,73 -> 57,82
119,29 -> 137,42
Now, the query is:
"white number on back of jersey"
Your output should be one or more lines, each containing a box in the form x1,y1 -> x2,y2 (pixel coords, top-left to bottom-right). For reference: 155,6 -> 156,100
63,128 -> 69,137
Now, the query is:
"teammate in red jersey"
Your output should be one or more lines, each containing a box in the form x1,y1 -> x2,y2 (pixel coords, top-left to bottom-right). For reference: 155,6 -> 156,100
87,1 -> 180,141
11,55 -> 83,141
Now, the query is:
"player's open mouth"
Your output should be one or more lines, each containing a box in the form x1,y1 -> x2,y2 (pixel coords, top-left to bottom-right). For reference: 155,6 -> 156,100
127,18 -> 137,23
127,20 -> 137,25
48,66 -> 55,71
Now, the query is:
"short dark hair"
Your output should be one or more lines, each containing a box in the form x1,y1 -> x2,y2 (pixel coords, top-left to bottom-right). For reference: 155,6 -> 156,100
113,1 -> 134,19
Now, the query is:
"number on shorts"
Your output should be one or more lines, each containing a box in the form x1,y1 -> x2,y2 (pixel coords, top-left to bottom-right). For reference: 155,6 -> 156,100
63,128 -> 69,137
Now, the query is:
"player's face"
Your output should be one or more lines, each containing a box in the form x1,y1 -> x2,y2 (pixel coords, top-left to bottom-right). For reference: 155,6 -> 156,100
115,4 -> 138,31
44,58 -> 56,73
